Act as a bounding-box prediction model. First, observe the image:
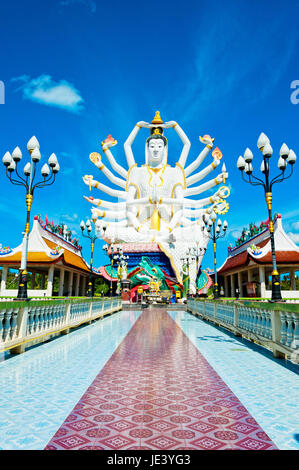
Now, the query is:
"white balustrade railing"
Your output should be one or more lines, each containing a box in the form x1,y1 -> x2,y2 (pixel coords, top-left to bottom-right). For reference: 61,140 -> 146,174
187,299 -> 299,362
216,303 -> 234,326
204,302 -> 215,319
0,297 -> 122,354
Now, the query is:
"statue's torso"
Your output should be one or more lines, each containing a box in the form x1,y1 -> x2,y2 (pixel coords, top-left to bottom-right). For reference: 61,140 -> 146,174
127,164 -> 185,226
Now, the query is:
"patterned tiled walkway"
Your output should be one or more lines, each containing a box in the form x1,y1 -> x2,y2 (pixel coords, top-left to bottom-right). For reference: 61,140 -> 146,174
45,309 -> 277,450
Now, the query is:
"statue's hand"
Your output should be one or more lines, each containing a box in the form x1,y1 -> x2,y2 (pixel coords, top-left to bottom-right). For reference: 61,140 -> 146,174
213,200 -> 227,213
91,208 -> 98,218
137,225 -> 148,234
149,123 -> 164,129
91,208 -> 106,221
158,227 -> 170,237
94,218 -> 103,230
89,152 -> 102,168
163,121 -> 177,129
83,175 -> 95,190
215,174 -> 224,185
137,121 -> 150,128
212,194 -> 221,203
216,187 -> 227,199
212,158 -> 220,168
83,195 -> 100,206
94,219 -> 105,233
150,193 -> 158,204
101,135 -> 117,149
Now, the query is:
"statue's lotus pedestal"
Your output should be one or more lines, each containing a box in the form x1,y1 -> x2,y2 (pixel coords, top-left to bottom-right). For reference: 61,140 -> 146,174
121,279 -> 131,304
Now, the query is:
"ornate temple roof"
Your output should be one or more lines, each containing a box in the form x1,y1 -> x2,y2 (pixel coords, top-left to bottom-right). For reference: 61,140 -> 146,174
0,216 -> 97,275
99,265 -> 118,282
218,215 -> 299,275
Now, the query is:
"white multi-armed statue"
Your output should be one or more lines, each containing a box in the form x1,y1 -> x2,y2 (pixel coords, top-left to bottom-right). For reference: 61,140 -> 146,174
83,112 -> 229,293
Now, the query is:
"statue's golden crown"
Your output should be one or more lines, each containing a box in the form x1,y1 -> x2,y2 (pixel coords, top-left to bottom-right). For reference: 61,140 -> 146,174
151,110 -> 163,125
150,110 -> 164,137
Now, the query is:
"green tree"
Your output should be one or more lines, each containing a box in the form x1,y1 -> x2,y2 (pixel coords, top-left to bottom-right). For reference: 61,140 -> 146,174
94,277 -> 109,296
6,271 -> 19,289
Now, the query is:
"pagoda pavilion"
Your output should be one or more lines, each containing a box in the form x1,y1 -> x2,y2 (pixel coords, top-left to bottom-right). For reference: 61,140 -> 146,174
0,215 -> 97,297
217,214 -> 299,298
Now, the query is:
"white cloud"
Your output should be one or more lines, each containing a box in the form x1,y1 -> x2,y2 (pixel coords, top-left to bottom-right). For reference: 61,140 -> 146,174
61,168 -> 75,176
287,221 -> 299,245
60,152 -> 72,158
60,0 -> 96,13
12,75 -> 84,113
230,230 -> 242,239
288,232 -> 299,244
283,208 -> 299,220
61,213 -> 79,222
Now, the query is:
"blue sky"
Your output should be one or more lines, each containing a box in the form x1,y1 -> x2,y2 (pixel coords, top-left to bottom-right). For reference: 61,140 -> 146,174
0,0 -> 299,271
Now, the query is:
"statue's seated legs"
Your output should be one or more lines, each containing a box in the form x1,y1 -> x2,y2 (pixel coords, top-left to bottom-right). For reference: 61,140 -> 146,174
100,223 -> 205,245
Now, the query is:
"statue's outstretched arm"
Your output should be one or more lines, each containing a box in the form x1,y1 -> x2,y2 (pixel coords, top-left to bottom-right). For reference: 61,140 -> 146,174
124,121 -> 150,168
168,209 -> 184,231
185,147 -> 213,177
125,186 -> 156,234
125,185 -> 144,231
183,208 -> 207,218
102,146 -> 128,179
82,176 -> 126,199
100,220 -> 128,227
181,217 -> 203,226
137,191 -> 221,209
83,195 -> 126,210
180,216 -> 208,227
165,121 -> 190,168
89,153 -> 126,188
186,159 -> 221,187
98,163 -> 126,189
95,219 -> 128,240
183,195 -> 224,209
127,211 -> 145,232
167,186 -> 217,231
166,184 -> 184,231
160,185 -> 227,209
154,186 -> 223,207
126,197 -> 150,206
182,193 -> 221,211
181,217 -> 192,226
91,208 -> 126,220
185,172 -> 228,197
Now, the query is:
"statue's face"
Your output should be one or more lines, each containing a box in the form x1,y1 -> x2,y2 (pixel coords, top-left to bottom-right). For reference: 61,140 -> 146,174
148,138 -> 165,166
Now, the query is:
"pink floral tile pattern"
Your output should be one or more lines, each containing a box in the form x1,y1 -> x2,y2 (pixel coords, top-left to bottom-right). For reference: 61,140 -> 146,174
45,309 -> 277,450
